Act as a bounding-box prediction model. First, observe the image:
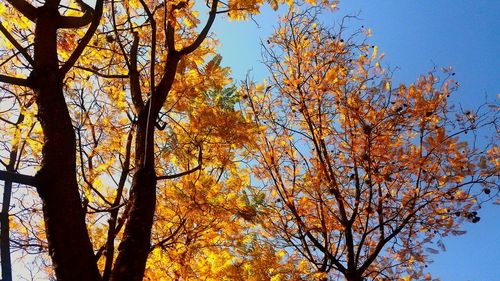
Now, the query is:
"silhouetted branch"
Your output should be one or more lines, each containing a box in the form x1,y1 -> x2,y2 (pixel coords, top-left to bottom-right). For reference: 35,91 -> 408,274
0,170 -> 36,186
156,147 -> 202,180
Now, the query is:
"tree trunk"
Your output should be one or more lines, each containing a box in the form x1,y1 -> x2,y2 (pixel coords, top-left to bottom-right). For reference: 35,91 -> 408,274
32,5 -> 101,281
110,108 -> 156,281
110,53 -> 180,281
1,178 -> 13,281
0,113 -> 24,281
345,271 -> 364,281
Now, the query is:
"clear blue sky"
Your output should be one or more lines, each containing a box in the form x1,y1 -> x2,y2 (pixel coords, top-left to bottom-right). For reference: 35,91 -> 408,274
210,1 -> 500,280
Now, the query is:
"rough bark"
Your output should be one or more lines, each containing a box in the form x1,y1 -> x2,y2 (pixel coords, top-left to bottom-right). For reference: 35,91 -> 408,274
31,3 -> 101,280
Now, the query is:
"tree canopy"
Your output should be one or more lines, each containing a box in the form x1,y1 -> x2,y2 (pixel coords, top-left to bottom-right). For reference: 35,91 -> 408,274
0,1 -> 498,281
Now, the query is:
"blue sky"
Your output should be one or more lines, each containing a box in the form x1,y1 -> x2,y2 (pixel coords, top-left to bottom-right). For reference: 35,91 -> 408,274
210,1 -> 500,280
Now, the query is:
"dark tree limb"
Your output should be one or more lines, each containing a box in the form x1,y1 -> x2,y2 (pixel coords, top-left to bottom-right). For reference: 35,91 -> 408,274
129,32 -> 144,111
156,147 -> 202,180
0,112 -> 25,281
149,218 -> 186,251
75,65 -> 128,79
102,126 -> 134,281
60,0 -> 104,76
0,180 -> 13,281
0,21 -> 34,65
58,14 -> 94,29
179,0 -> 219,56
5,0 -> 37,21
0,74 -> 31,87
0,171 -> 36,186
58,0 -> 94,28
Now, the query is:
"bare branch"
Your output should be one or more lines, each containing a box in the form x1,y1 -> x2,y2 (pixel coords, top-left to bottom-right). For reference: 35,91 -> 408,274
0,170 -> 36,186
0,74 -> 31,87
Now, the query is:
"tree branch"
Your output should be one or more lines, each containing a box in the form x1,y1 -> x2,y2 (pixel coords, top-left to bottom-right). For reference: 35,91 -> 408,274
0,170 -> 36,186
0,21 -> 35,65
156,146 -> 202,180
165,11 -> 176,52
138,0 -> 156,103
59,0 -> 103,76
129,32 -> 144,111
75,65 -> 128,78
58,0 -> 94,28
58,15 -> 93,29
5,0 -> 37,22
0,74 -> 31,87
178,0 -> 219,56
149,218 -> 186,251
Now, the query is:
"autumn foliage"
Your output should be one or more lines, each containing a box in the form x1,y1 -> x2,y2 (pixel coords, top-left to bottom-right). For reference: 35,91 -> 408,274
242,7 -> 498,281
0,0 -> 498,281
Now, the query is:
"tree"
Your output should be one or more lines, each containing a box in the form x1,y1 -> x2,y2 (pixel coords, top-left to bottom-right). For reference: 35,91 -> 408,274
0,78 -> 45,281
0,89 -> 36,281
0,0 -> 104,279
243,7 -> 499,281
2,0 -> 497,280
70,0 -> 267,279
1,0 -> 341,280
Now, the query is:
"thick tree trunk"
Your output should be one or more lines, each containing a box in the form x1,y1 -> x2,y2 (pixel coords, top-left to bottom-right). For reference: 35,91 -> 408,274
110,108 -> 156,281
345,271 -> 364,281
32,5 -> 101,281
